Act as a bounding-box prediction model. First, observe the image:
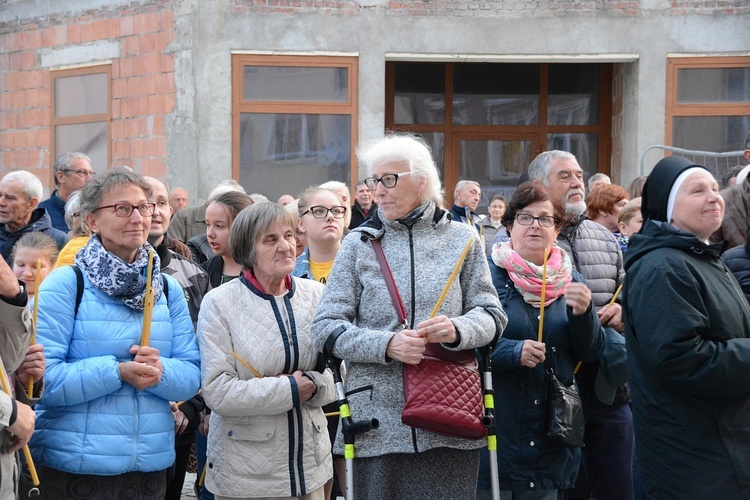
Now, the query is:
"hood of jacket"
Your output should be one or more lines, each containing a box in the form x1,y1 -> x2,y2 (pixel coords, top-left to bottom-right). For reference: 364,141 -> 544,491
624,219 -> 725,272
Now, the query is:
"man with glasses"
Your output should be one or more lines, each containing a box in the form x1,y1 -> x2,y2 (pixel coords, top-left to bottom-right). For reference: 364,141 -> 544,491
39,153 -> 94,232
0,170 -> 67,264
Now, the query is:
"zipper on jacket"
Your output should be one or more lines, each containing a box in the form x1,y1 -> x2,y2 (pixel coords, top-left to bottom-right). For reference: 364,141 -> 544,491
408,227 -> 416,329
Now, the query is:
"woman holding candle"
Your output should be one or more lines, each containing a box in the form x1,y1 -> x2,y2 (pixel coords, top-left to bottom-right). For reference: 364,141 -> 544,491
311,134 -> 506,499
29,167 -> 201,498
622,156 -> 750,498
197,202 -> 335,499
477,182 -> 604,499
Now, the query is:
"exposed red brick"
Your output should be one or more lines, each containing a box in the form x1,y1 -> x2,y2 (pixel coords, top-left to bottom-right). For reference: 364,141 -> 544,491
66,24 -> 81,44
141,157 -> 167,178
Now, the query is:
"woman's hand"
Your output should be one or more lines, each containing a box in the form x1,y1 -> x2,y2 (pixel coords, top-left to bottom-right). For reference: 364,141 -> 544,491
416,316 -> 458,344
386,330 -> 427,365
292,371 -> 316,404
520,340 -> 546,368
565,282 -> 592,316
7,401 -> 35,453
170,402 -> 189,434
120,345 -> 163,390
16,343 -> 45,387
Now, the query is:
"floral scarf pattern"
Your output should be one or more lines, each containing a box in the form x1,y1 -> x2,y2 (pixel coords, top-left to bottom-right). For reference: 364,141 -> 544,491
491,241 -> 572,308
75,235 -> 163,311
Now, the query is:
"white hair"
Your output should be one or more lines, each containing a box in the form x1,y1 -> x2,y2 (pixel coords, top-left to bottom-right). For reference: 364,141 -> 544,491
2,170 -> 43,201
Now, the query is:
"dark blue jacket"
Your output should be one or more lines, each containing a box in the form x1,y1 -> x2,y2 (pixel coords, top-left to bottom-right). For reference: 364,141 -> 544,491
0,208 -> 67,264
478,261 -> 603,492
38,190 -> 68,233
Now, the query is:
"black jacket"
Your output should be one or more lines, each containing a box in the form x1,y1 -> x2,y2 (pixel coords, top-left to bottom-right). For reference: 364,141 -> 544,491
349,200 -> 377,230
721,227 -> 750,305
623,219 -> 750,499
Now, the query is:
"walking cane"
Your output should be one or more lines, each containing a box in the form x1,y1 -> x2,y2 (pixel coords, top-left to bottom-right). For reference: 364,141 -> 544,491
324,326 -> 379,500
479,343 -> 501,500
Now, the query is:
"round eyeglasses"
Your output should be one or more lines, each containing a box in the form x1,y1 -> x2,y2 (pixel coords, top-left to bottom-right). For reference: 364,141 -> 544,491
515,214 -> 557,228
303,206 -> 347,219
363,171 -> 412,191
92,203 -> 156,218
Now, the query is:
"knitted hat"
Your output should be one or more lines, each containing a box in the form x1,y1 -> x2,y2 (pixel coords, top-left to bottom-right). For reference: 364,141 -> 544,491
641,156 -> 708,223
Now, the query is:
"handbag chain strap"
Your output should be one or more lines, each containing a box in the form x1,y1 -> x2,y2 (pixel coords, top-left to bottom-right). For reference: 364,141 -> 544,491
370,237 -> 408,329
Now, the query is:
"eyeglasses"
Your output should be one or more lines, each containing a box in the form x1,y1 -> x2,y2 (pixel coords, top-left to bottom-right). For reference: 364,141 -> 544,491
63,169 -> 94,178
302,206 -> 347,219
515,214 -> 557,228
92,203 -> 156,218
363,172 -> 412,191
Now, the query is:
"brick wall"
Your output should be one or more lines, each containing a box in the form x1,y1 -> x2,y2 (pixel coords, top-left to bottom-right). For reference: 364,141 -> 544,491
0,3 -> 175,188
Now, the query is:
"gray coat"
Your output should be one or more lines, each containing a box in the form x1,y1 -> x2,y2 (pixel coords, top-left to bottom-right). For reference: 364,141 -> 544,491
311,202 -> 507,458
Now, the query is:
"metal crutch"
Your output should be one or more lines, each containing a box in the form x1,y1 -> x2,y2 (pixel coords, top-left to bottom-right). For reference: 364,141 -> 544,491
324,326 -> 379,500
479,343 -> 501,500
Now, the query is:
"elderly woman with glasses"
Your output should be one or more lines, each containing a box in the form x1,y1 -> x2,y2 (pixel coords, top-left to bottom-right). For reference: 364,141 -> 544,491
197,202 -> 335,500
29,167 -> 201,498
476,182 -> 604,499
311,134 -> 506,499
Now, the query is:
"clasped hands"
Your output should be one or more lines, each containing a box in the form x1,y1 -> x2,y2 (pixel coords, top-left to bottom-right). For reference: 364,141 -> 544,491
119,345 -> 163,390
386,315 -> 457,365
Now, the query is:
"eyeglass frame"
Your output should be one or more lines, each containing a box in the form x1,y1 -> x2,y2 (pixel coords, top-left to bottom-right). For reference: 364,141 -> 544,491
363,171 -> 412,191
62,169 -> 95,178
514,213 -> 558,228
302,205 -> 348,220
91,203 -> 156,218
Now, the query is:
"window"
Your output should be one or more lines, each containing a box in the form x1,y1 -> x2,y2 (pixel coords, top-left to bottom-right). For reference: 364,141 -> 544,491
666,56 -> 750,164
51,65 -> 111,176
233,55 -> 358,200
386,62 -> 612,209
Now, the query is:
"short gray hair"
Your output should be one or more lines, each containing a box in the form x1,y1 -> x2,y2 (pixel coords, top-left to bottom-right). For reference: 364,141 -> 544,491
358,133 -> 444,207
231,203 -> 295,270
2,170 -> 43,201
80,167 -> 153,220
53,152 -> 91,187
63,190 -> 90,237
454,180 -> 480,195
587,173 -> 611,192
528,150 -> 578,187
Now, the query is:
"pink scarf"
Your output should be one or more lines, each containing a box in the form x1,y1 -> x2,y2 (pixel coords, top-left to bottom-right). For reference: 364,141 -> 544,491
492,242 -> 572,308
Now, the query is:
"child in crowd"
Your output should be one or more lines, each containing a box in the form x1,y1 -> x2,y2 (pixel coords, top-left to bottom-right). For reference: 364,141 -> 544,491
617,197 -> 642,252
11,232 -> 60,297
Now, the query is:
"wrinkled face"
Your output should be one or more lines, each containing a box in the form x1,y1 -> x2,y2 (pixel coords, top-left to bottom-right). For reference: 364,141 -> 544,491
547,158 -> 586,218
455,183 -> 481,212
86,184 -> 151,263
13,248 -> 53,296
169,188 -> 189,212
355,184 -> 373,207
253,218 -> 297,282
0,180 -> 37,232
489,199 -> 506,221
509,200 -> 560,265
146,179 -> 172,242
58,157 -> 94,195
298,190 -> 345,248
372,161 -> 425,221
670,170 -> 724,241
205,202 -> 233,257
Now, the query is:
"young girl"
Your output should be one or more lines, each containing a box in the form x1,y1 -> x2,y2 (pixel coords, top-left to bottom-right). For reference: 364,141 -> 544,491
12,232 -> 60,296
203,190 -> 254,289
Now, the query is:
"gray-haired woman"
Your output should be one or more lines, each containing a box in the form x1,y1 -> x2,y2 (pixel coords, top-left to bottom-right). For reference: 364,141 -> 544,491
197,202 -> 335,500
311,134 -> 507,499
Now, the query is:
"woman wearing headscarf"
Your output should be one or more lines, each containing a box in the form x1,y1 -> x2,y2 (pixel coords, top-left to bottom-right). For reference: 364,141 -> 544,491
477,183 -> 603,499
311,134 -> 506,499
30,167 -> 201,498
622,156 -> 750,498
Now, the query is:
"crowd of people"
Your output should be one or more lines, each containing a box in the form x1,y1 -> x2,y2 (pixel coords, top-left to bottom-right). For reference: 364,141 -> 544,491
2,131 -> 750,499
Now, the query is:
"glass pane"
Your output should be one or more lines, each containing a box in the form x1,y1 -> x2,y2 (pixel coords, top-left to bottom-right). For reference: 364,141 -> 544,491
394,63 -> 446,125
547,133 -> 598,178
243,66 -> 348,102
677,68 -> 750,103
453,64 -> 540,125
409,132 -> 445,182
458,139 -> 532,213
54,73 -> 108,117
55,122 -> 108,173
548,64 -> 599,125
672,115 -> 750,175
239,113 -> 351,201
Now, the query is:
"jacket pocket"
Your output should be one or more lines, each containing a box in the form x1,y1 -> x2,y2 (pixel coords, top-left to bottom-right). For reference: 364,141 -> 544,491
312,410 -> 331,465
225,421 -> 276,477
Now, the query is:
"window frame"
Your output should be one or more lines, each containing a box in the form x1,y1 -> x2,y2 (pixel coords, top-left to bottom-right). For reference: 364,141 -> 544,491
665,56 -> 750,146
231,54 -> 359,187
50,64 -> 112,183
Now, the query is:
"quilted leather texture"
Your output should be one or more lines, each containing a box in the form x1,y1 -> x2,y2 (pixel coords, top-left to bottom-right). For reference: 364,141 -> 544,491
402,344 -> 486,439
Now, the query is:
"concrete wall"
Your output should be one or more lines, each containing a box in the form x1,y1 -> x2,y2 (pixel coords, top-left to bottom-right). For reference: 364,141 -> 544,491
1,0 -> 748,200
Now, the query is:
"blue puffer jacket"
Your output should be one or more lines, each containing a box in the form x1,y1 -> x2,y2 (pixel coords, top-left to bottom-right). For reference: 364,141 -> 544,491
29,266 -> 201,475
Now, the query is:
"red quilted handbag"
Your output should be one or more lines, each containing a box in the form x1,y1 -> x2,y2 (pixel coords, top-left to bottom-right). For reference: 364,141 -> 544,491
401,343 -> 487,439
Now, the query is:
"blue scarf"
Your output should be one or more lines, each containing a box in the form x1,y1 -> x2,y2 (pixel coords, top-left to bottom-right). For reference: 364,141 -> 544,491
75,235 -> 163,311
